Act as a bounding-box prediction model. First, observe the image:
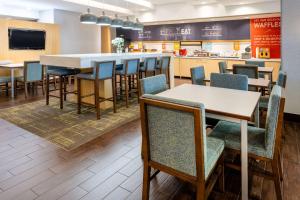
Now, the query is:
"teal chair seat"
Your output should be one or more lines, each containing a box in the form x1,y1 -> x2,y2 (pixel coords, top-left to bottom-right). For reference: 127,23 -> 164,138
259,96 -> 269,109
205,137 -> 225,179
0,76 -> 11,83
209,121 -> 269,158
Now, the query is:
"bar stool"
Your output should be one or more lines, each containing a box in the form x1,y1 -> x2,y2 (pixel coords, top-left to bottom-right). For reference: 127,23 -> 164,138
139,57 -> 157,79
116,58 -> 140,108
77,61 -> 116,120
46,66 -> 80,109
156,56 -> 171,87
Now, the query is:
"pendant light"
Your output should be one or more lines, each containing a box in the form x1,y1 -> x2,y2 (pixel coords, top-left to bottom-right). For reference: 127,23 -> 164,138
111,14 -> 124,28
123,16 -> 135,29
133,18 -> 144,31
80,8 -> 97,24
97,11 -> 112,26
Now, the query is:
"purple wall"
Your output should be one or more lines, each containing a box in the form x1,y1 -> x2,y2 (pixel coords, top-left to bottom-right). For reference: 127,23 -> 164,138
117,19 -> 250,41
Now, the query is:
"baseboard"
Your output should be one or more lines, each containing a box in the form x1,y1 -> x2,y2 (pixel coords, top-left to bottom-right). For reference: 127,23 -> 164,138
284,112 -> 300,122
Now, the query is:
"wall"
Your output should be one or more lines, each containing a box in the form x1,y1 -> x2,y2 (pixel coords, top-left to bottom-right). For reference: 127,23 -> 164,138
282,0 -> 300,115
53,10 -> 101,54
0,19 -> 60,63
138,2 -> 280,23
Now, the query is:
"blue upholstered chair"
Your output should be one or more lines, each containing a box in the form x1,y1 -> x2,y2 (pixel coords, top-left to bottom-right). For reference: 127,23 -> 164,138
0,76 -> 11,96
209,85 -> 285,200
46,66 -> 81,109
77,61 -> 116,119
260,71 -> 287,110
140,94 -> 225,200
190,66 -> 206,85
218,61 -> 228,74
233,64 -> 258,91
116,58 -> 140,108
210,73 -> 248,91
139,74 -> 168,96
139,57 -> 157,78
245,60 -> 265,78
156,56 -> 171,86
17,61 -> 44,99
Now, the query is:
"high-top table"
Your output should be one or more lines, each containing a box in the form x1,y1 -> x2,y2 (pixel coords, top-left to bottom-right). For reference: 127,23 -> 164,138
40,53 -> 174,107
0,63 -> 24,98
156,84 -> 261,200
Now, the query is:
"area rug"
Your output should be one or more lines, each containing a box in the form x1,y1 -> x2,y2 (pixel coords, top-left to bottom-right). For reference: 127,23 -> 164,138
0,99 -> 140,151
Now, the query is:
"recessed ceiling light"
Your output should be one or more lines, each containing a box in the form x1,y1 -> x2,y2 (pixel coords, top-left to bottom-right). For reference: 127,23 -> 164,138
63,0 -> 133,15
123,0 -> 153,9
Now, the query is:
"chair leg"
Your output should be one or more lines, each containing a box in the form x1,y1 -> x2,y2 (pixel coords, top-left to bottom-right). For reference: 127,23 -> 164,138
24,82 -> 28,99
196,182 -> 205,200
5,82 -> 8,96
63,76 -> 67,101
272,158 -> 283,200
41,79 -> 45,96
112,77 -> 117,113
218,156 -> 225,193
46,74 -> 50,105
59,76 -> 63,109
94,79 -> 100,120
167,68 -> 171,88
142,165 -> 151,200
277,150 -> 284,182
125,75 -> 129,108
77,78 -> 81,114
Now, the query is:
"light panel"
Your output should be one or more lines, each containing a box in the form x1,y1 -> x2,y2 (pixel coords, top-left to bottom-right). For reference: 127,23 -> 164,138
123,0 -> 154,9
63,0 -> 133,15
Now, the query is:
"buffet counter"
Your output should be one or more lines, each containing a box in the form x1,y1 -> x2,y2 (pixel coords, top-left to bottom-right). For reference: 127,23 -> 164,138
174,56 -> 281,80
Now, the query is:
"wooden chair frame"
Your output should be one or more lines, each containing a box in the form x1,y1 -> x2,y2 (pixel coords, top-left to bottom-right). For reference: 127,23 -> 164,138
77,60 -> 117,120
157,56 -> 171,87
139,57 -> 158,79
140,96 -> 224,200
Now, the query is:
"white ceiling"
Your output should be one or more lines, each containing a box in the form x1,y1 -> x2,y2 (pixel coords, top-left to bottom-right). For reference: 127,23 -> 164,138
0,0 -> 280,15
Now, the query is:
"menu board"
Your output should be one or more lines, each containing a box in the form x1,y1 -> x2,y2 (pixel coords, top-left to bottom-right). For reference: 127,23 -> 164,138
117,19 -> 250,41
250,17 -> 281,58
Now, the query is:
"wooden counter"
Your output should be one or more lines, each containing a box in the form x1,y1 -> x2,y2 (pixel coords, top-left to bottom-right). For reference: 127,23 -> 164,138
174,57 -> 281,81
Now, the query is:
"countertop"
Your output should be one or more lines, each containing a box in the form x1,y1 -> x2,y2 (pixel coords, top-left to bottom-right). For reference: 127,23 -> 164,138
175,56 -> 281,62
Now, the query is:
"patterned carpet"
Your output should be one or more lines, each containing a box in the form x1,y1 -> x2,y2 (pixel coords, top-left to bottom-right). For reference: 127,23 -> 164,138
0,99 -> 140,151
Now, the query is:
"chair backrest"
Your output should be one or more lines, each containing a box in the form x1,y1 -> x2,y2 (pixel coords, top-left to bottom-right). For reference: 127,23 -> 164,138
125,58 -> 140,75
140,94 -> 207,179
93,60 -> 115,80
145,57 -> 157,71
190,66 -> 205,85
140,74 -> 168,95
245,60 -> 265,68
233,64 -> 258,79
160,56 -> 171,70
276,71 -> 287,88
265,85 -> 285,159
218,61 -> 227,74
24,61 -> 43,82
210,73 -> 248,91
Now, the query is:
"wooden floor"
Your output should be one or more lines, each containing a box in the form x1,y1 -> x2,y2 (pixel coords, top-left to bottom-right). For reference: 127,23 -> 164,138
0,81 -> 299,200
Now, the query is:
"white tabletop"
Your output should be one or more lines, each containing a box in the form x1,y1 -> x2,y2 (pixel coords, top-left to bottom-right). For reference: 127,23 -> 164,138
156,84 -> 261,120
0,63 -> 23,69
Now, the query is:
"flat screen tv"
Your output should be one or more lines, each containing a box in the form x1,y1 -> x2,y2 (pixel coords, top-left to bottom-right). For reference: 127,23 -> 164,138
8,28 -> 46,50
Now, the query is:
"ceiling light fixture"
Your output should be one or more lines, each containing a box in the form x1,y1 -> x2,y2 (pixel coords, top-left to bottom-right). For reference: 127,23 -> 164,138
63,0 -> 133,15
97,11 -> 112,26
132,18 -> 144,31
123,17 -> 135,29
111,14 -> 124,28
80,8 -> 97,24
123,0 -> 154,9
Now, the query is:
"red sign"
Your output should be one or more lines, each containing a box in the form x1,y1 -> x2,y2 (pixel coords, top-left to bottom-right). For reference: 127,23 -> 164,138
250,17 -> 281,58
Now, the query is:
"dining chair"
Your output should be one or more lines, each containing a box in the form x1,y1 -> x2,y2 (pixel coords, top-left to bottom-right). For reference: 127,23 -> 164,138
139,57 -> 157,79
233,64 -> 258,91
209,85 -> 285,200
77,61 -> 116,120
116,58 -> 140,108
245,60 -> 265,78
139,74 -> 168,96
260,71 -> 287,110
210,73 -> 248,91
17,61 -> 44,99
156,56 -> 171,87
0,76 -> 11,96
218,61 -> 228,74
46,66 -> 81,109
140,94 -> 225,200
190,66 -> 206,85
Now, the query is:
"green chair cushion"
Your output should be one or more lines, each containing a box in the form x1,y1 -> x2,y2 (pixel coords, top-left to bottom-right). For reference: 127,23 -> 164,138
205,137 -> 224,179
259,96 -> 269,109
209,121 -> 272,159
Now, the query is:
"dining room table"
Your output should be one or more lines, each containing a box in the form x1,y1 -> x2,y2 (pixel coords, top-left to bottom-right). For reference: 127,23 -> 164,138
156,84 -> 261,200
0,63 -> 24,98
